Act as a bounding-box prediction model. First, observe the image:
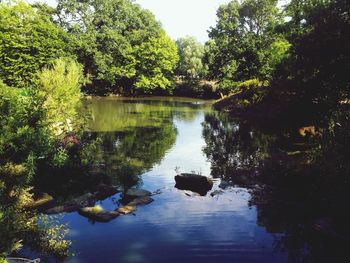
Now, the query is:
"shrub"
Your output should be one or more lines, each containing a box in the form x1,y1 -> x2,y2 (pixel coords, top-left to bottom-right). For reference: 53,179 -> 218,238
36,58 -> 85,136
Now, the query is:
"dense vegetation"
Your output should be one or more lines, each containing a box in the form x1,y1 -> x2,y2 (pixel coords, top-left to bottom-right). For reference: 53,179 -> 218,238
209,0 -> 350,123
0,58 -> 85,259
0,0 -> 349,260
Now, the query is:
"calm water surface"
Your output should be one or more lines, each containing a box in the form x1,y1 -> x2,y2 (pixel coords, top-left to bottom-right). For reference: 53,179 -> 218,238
59,97 -> 285,263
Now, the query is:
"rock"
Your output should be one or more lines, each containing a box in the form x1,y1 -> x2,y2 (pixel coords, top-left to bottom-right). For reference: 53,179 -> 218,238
152,189 -> 162,195
175,173 -> 213,196
95,184 -> 120,200
210,190 -> 224,197
67,193 -> 96,207
128,196 -> 154,206
79,206 -> 119,223
117,205 -> 137,215
183,190 -> 200,197
125,188 -> 152,199
46,204 -> 80,214
218,181 -> 231,190
45,193 -> 96,215
26,193 -> 54,210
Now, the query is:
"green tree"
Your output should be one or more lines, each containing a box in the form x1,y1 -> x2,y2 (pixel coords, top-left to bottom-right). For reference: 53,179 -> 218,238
134,31 -> 179,93
273,0 -> 350,114
0,1 -> 70,88
56,0 -> 177,93
206,0 -> 282,87
176,36 -> 207,80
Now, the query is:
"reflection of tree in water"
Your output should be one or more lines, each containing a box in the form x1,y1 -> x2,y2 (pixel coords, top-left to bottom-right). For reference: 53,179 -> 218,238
87,124 -> 177,190
36,100 -> 179,200
202,112 -> 275,179
202,112 -> 350,263
88,97 -> 210,132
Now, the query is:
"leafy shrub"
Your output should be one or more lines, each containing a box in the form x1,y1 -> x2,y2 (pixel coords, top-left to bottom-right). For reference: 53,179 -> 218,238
36,58 -> 85,136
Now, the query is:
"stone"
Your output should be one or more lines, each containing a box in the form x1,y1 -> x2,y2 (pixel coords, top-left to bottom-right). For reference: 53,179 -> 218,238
67,193 -> 96,207
125,188 -> 152,199
210,190 -> 224,197
95,184 -> 120,200
183,190 -> 200,197
175,173 -> 213,196
128,196 -> 154,206
117,205 -> 137,215
26,193 -> 54,210
218,181 -> 231,190
46,204 -> 80,214
79,207 -> 120,223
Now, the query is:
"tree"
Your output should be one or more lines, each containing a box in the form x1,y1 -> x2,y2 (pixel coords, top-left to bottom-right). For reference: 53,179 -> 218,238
205,0 -> 283,86
56,0 -> 177,93
0,1 -> 70,88
134,31 -> 179,93
176,36 -> 207,81
273,0 -> 350,113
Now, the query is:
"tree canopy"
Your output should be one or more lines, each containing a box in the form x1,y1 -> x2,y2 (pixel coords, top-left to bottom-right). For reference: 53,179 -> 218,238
205,0 -> 286,88
176,36 -> 207,81
56,0 -> 178,94
0,1 -> 70,87
273,0 -> 350,112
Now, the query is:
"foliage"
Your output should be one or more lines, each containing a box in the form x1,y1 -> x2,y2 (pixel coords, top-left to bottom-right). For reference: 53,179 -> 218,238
37,58 -> 85,135
272,0 -> 350,114
205,0 -> 282,88
176,36 -> 207,81
0,1 -> 71,88
134,31 -> 179,93
0,79 -> 73,258
0,56 -> 86,258
0,81 -> 52,166
56,0 -> 177,93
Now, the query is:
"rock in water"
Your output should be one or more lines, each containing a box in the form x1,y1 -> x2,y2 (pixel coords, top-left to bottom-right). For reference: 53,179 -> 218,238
210,190 -> 224,197
46,204 -> 81,214
67,193 -> 96,207
26,192 -> 54,210
125,188 -> 152,199
79,207 -> 119,223
218,181 -> 231,190
128,196 -> 154,206
175,173 -> 213,196
95,184 -> 120,200
117,205 -> 137,215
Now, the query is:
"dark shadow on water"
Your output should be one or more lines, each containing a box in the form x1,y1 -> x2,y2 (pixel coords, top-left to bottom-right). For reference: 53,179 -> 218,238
202,112 -> 350,263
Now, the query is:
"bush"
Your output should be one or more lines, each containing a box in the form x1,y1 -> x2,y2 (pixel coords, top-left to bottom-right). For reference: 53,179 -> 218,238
37,58 -> 85,136
0,57 -> 85,258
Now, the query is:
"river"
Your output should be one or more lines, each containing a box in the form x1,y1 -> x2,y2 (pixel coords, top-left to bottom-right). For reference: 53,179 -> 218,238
26,96 -> 348,263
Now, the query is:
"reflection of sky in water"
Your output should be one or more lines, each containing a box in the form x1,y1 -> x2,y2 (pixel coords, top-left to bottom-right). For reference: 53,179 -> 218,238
61,98 -> 286,263
144,114 -> 211,190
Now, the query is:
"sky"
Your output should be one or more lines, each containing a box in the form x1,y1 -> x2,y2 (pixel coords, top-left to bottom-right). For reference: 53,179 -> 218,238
29,0 -> 231,43
135,0 -> 231,42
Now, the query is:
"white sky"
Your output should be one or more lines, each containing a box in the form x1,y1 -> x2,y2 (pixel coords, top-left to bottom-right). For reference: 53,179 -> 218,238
135,0 -> 231,42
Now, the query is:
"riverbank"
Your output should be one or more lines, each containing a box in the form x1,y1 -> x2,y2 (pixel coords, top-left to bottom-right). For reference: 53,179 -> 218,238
83,79 -> 220,100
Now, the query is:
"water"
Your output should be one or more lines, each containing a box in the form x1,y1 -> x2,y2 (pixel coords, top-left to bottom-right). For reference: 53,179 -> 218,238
28,96 -> 349,263
52,97 -> 286,263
